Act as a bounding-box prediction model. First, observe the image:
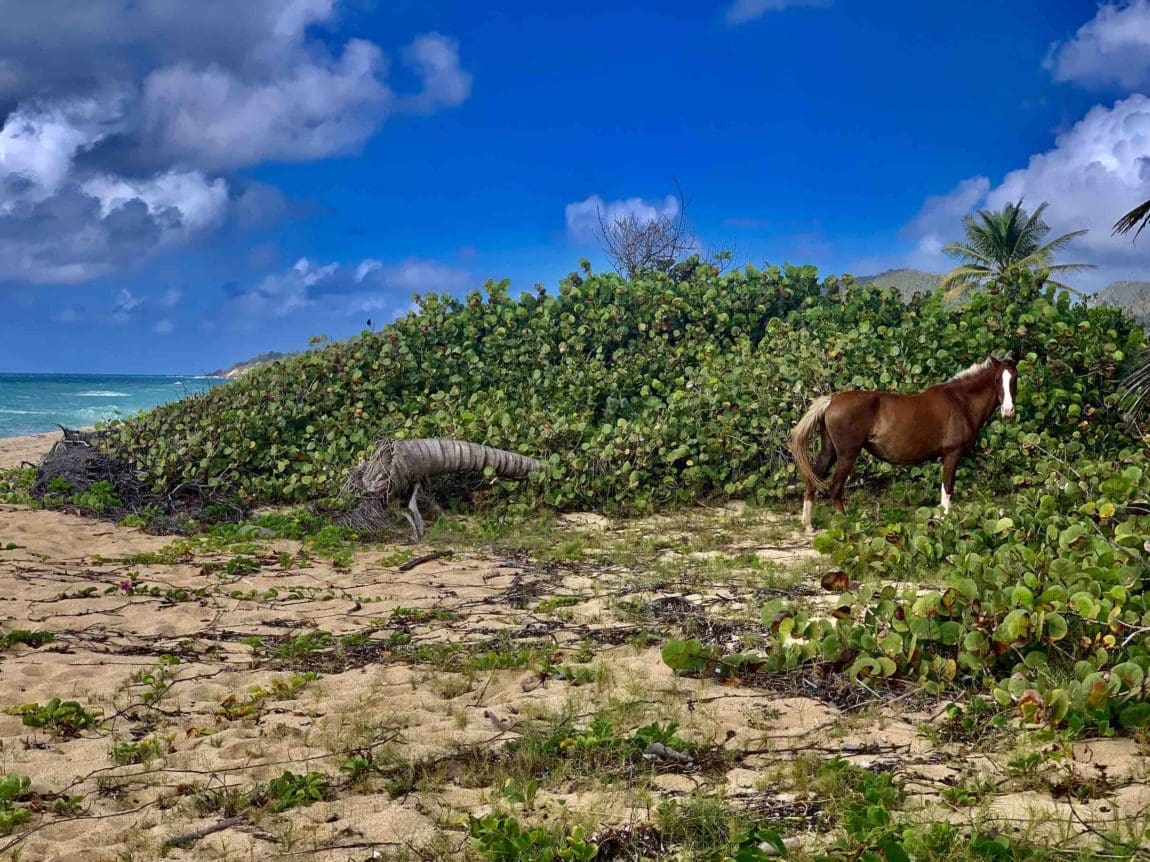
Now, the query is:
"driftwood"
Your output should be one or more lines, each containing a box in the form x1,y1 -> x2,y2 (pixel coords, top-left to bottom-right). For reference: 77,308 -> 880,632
162,815 -> 246,848
339,438 -> 544,541
398,550 -> 454,572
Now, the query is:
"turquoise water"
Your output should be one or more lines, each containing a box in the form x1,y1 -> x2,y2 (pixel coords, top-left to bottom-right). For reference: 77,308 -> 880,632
0,374 -> 227,438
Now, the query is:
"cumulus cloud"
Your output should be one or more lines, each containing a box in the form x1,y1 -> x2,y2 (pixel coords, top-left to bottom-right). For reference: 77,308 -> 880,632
565,194 -> 681,243
397,34 -> 474,115
725,0 -> 830,26
218,256 -> 473,325
140,39 -> 390,172
0,1 -> 471,285
902,95 -> 1150,288
1045,0 -> 1150,90
0,97 -> 228,281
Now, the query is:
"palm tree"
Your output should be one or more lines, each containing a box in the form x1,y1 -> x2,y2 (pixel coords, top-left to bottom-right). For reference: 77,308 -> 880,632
1114,198 -> 1150,422
939,200 -> 1094,300
1114,199 -> 1150,241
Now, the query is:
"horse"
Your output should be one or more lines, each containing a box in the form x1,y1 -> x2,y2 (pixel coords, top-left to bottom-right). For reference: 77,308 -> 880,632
789,356 -> 1018,533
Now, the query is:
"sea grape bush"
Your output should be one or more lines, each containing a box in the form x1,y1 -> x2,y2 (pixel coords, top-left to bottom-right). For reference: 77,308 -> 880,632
110,264 -> 1139,513
752,447 -> 1150,736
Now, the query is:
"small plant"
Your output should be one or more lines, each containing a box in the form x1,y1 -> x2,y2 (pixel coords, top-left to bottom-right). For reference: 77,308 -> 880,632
5,698 -> 103,738
499,777 -> 539,810
225,556 -> 261,576
467,813 -> 597,861
0,630 -> 54,650
71,481 -> 122,511
266,771 -> 328,812
389,607 -> 455,624
111,738 -> 168,765
0,774 -> 31,836
661,638 -> 765,682
275,630 -> 335,661
217,673 -> 317,721
0,467 -> 36,506
339,753 -> 378,783
129,654 -> 181,707
654,795 -> 785,861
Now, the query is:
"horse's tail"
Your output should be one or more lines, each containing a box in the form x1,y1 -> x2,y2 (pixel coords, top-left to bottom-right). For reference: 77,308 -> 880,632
790,395 -> 833,492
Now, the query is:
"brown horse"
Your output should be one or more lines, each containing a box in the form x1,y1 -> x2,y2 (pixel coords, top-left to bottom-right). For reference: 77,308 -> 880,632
790,356 -> 1018,532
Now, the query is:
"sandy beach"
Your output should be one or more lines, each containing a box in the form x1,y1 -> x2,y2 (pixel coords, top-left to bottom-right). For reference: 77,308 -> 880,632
0,433 -> 56,470
1,432 -> 1148,860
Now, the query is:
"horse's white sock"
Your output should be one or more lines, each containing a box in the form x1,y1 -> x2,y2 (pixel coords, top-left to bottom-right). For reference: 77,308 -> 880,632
802,498 -> 813,532
940,484 -> 951,514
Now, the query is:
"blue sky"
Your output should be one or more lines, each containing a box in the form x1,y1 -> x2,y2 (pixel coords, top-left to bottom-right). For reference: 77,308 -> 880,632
1,0 -> 1148,373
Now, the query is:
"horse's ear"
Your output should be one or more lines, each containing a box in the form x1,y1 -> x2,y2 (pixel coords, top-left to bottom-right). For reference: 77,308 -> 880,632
1004,350 -> 1016,363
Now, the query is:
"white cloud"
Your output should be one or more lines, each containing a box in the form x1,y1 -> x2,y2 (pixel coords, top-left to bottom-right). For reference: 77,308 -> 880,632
82,170 -> 229,240
141,40 -> 389,172
398,34 -> 474,115
901,95 -> 1150,289
725,0 -> 830,26
0,2 -> 472,285
0,95 -> 125,208
565,193 -> 681,243
1046,0 -> 1150,90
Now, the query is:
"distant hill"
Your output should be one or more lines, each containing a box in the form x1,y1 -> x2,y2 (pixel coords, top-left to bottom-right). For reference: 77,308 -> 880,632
210,351 -> 296,379
1093,281 -> 1150,327
854,268 -> 943,300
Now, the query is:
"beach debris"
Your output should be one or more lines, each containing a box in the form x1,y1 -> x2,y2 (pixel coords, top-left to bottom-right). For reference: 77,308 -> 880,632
396,549 -> 454,572
31,427 -> 246,531
338,438 -> 544,541
642,741 -> 692,765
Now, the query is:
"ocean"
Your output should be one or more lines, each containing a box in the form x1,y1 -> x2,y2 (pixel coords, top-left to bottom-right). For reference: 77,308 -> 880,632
0,373 -> 227,439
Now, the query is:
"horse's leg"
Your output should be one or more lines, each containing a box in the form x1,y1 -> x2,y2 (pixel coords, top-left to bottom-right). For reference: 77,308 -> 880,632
803,426 -> 838,534
939,450 -> 962,515
827,446 -> 861,515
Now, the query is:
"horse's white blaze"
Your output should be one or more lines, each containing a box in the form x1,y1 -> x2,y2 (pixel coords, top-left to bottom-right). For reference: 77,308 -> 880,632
1001,369 -> 1014,417
940,484 -> 951,514
802,498 -> 813,532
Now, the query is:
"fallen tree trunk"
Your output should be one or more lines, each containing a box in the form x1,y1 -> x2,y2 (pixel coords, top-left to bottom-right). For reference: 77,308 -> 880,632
339,438 -> 544,540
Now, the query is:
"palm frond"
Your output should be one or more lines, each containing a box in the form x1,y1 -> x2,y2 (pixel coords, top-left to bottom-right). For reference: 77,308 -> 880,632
1114,198 -> 1150,241
941,241 -> 995,266
1034,228 -> 1089,257
1043,261 -> 1097,273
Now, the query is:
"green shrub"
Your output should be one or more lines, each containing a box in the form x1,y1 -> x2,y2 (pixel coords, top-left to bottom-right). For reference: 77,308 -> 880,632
108,267 -> 1140,514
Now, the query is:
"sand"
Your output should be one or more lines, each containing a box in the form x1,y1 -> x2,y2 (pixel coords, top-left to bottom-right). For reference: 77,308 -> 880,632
0,433 -> 56,471
1,432 -> 1148,860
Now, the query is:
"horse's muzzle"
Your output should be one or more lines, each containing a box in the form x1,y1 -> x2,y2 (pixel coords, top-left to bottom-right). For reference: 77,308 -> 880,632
1000,407 -> 1015,418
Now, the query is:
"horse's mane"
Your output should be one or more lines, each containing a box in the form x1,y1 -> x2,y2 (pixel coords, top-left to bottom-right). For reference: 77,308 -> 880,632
945,358 -> 994,384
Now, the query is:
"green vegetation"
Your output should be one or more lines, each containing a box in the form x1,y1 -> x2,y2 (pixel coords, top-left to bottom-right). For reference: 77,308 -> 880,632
0,467 -> 35,506
468,814 -> 598,861
0,630 -> 54,650
111,265 -> 1138,517
266,770 -> 329,812
0,774 -> 31,837
4,698 -> 102,739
